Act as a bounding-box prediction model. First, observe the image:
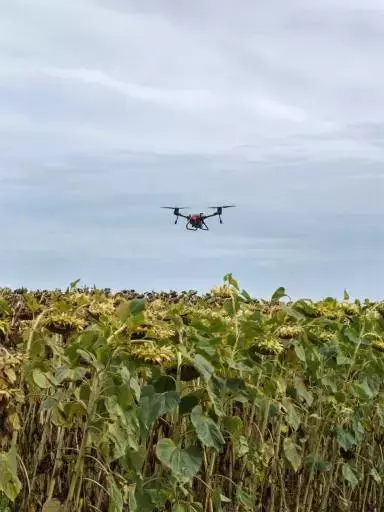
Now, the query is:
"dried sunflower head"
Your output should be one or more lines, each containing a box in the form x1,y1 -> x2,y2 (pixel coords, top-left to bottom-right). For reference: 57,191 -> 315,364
44,312 -> 86,333
314,304 -> 342,320
146,323 -> 176,342
145,299 -> 169,321
275,325 -> 303,339
372,341 -> 384,353
341,303 -> 360,316
129,344 -> 175,365
252,335 -> 284,356
307,326 -> 335,344
0,350 -> 23,405
210,285 -> 232,298
87,299 -> 116,319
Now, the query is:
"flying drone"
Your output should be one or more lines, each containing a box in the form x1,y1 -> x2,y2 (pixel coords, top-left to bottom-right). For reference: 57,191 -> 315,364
161,205 -> 236,231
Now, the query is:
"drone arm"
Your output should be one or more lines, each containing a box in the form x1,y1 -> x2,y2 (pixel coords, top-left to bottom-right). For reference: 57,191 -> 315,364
201,212 -> 218,220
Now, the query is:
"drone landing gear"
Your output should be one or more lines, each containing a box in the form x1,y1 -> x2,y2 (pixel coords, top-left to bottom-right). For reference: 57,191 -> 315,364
185,222 -> 209,231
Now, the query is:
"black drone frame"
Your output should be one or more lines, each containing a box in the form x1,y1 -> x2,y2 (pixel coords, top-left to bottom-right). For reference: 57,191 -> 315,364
161,205 -> 236,230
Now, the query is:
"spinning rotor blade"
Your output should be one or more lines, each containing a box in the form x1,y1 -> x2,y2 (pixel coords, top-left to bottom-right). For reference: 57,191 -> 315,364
161,206 -> 190,209
208,205 -> 236,209
209,204 -> 236,215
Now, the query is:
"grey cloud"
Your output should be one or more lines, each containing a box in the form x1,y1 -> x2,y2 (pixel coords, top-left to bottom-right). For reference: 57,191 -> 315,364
0,0 -> 384,298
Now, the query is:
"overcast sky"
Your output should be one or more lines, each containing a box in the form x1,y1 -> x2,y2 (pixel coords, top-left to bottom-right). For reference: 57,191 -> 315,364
1,0 -> 384,299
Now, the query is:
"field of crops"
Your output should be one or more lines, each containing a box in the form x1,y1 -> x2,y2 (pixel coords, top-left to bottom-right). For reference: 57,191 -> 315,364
1,273 -> 384,512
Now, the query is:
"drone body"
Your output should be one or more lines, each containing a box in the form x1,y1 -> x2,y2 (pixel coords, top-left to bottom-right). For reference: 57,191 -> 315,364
162,205 -> 236,230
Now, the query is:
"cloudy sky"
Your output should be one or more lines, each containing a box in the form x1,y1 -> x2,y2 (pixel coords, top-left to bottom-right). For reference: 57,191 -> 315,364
1,0 -> 384,299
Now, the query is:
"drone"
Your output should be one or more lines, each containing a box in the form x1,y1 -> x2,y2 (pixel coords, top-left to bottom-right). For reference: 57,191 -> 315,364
161,205 -> 236,230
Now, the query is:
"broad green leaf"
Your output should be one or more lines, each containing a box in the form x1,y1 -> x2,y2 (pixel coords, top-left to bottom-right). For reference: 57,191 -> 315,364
293,342 -> 306,363
138,390 -> 180,429
370,467 -> 381,483
107,477 -> 124,512
42,499 -> 63,512
212,488 -> 231,512
236,487 -> 254,510
342,463 -> 359,489
222,416 -> 243,437
354,378 -> 379,400
179,393 -> 199,415
193,354 -> 214,380
284,401 -> 302,431
0,449 -> 21,501
191,405 -> 225,451
224,273 -> 239,290
283,437 -> 302,472
127,485 -> 137,512
334,428 -> 356,451
233,436 -> 249,458
294,377 -> 313,406
336,353 -> 353,365
153,375 -> 176,393
130,377 -> 141,402
130,298 -> 146,316
271,287 -> 286,302
32,369 -> 51,389
107,422 -> 128,461
305,454 -> 330,474
156,438 -> 202,482
206,379 -> 225,417
173,505 -> 188,512
54,366 -> 70,383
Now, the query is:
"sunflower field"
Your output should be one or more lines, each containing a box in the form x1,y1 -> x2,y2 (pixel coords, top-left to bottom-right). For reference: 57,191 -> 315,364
1,273 -> 384,511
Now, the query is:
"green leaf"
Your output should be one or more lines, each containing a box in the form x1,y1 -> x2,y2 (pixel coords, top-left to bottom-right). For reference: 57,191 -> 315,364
305,454 -> 330,474
153,375 -> 176,393
370,467 -> 381,484
224,273 -> 239,290
0,448 -> 22,501
271,287 -> 287,302
191,405 -> 225,451
130,298 -> 146,316
336,353 -> 353,365
294,377 -> 313,406
236,487 -> 254,509
156,438 -> 202,483
344,289 -> 350,300
32,369 -> 51,389
233,436 -> 249,458
334,428 -> 356,451
354,378 -> 379,400
284,401 -> 302,431
293,342 -> 306,363
342,463 -> 359,489
54,366 -> 70,383
179,393 -> 200,415
283,437 -> 302,472
130,377 -> 141,402
212,488 -> 231,512
42,499 -> 63,512
138,390 -> 180,429
173,505 -> 188,512
222,416 -> 243,437
193,354 -> 214,381
107,477 -> 124,512
76,348 -> 95,364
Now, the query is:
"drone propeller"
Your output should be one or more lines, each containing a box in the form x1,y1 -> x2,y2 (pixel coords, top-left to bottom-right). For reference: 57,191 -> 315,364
161,206 -> 190,224
161,206 -> 190,213
208,205 -> 236,223
208,205 -> 236,210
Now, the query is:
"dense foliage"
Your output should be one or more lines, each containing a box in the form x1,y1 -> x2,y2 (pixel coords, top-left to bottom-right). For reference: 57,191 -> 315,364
1,274 -> 384,511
